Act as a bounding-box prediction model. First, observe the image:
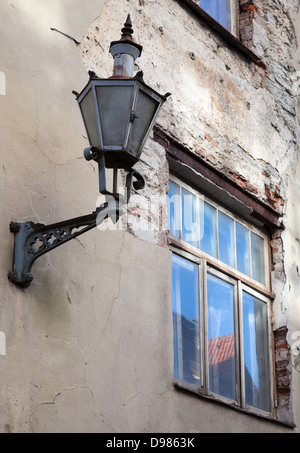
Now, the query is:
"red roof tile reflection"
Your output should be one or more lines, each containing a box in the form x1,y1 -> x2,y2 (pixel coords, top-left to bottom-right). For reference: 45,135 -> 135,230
208,334 -> 235,366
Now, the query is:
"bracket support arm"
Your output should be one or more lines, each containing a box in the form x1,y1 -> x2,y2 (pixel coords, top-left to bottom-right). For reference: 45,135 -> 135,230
8,202 -> 118,288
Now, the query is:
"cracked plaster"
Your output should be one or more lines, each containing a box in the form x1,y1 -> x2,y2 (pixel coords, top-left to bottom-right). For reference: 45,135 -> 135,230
1,0 -> 300,434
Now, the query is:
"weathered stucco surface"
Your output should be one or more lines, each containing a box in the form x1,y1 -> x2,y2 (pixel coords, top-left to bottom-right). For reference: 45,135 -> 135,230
0,0 -> 300,433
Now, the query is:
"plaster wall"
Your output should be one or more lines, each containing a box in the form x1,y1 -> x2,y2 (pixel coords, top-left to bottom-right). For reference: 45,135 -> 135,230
0,0 -> 299,433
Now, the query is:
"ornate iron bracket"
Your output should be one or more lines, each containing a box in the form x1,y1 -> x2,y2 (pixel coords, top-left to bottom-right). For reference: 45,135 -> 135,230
83,146 -> 145,202
8,203 -> 115,288
8,148 -> 146,288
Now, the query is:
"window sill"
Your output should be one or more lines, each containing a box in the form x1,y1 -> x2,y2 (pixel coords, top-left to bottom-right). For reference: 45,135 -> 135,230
174,380 -> 295,430
175,0 -> 266,69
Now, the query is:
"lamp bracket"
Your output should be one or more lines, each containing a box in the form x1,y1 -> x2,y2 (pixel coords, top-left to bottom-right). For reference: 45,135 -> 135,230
8,147 -> 146,288
8,203 -> 118,288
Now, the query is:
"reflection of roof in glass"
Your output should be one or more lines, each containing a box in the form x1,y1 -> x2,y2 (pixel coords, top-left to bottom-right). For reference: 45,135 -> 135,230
208,334 -> 235,366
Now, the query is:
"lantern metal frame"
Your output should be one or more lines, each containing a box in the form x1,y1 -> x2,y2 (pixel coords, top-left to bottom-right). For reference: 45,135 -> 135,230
77,76 -> 168,170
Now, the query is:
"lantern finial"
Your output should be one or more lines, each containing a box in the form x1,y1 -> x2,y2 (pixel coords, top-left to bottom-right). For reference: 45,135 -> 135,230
109,15 -> 143,79
121,15 -> 134,40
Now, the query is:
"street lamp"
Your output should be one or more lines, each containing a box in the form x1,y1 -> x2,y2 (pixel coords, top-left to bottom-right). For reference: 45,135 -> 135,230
8,15 -> 170,288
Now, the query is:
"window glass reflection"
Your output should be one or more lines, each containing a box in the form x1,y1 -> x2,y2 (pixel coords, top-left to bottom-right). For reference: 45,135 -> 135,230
182,189 -> 198,248
172,254 -> 200,386
243,292 -> 271,412
200,201 -> 217,258
167,179 -> 267,286
251,233 -> 265,285
218,212 -> 234,268
236,223 -> 250,276
207,273 -> 236,400
200,0 -> 232,31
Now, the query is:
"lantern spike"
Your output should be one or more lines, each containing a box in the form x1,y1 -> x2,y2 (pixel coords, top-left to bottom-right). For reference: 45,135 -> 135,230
121,15 -> 134,40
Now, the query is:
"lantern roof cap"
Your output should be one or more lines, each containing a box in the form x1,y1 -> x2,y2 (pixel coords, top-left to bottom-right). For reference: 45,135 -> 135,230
109,15 -> 143,56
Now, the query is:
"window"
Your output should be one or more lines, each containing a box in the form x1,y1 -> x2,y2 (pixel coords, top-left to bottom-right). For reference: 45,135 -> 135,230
198,0 -> 238,35
167,176 -> 274,416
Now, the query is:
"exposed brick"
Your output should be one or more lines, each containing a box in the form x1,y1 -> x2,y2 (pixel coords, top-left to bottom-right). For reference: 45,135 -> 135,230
204,132 -> 213,143
271,238 -> 283,248
272,231 -> 283,240
246,183 -> 259,195
206,154 -> 218,166
277,387 -> 291,398
274,327 -> 291,410
275,327 -> 288,339
241,4 -> 260,15
194,146 -> 206,159
239,0 -> 258,46
229,171 -> 248,189
276,370 -> 290,387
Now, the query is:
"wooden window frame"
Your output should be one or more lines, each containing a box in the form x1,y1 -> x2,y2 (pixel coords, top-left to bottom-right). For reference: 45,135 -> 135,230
169,178 -> 276,419
171,246 -> 275,419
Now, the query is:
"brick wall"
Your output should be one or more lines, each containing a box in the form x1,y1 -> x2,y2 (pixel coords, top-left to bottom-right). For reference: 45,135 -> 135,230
239,1 -> 259,48
271,232 -> 292,418
274,327 -> 291,416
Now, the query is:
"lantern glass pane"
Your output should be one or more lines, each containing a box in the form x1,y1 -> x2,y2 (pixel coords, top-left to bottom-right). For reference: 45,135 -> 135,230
128,89 -> 158,157
80,89 -> 100,147
96,85 -> 133,147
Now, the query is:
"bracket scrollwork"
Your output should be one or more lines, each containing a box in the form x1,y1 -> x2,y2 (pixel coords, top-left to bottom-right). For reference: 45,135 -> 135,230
8,206 -> 107,288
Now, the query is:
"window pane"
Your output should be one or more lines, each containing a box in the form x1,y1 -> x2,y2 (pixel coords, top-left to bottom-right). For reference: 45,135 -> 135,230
200,0 -> 232,31
200,201 -> 217,258
181,189 -> 198,248
218,212 -> 234,267
243,292 -> 271,412
251,233 -> 265,285
172,254 -> 200,387
167,181 -> 180,238
207,273 -> 236,400
236,223 -> 250,276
